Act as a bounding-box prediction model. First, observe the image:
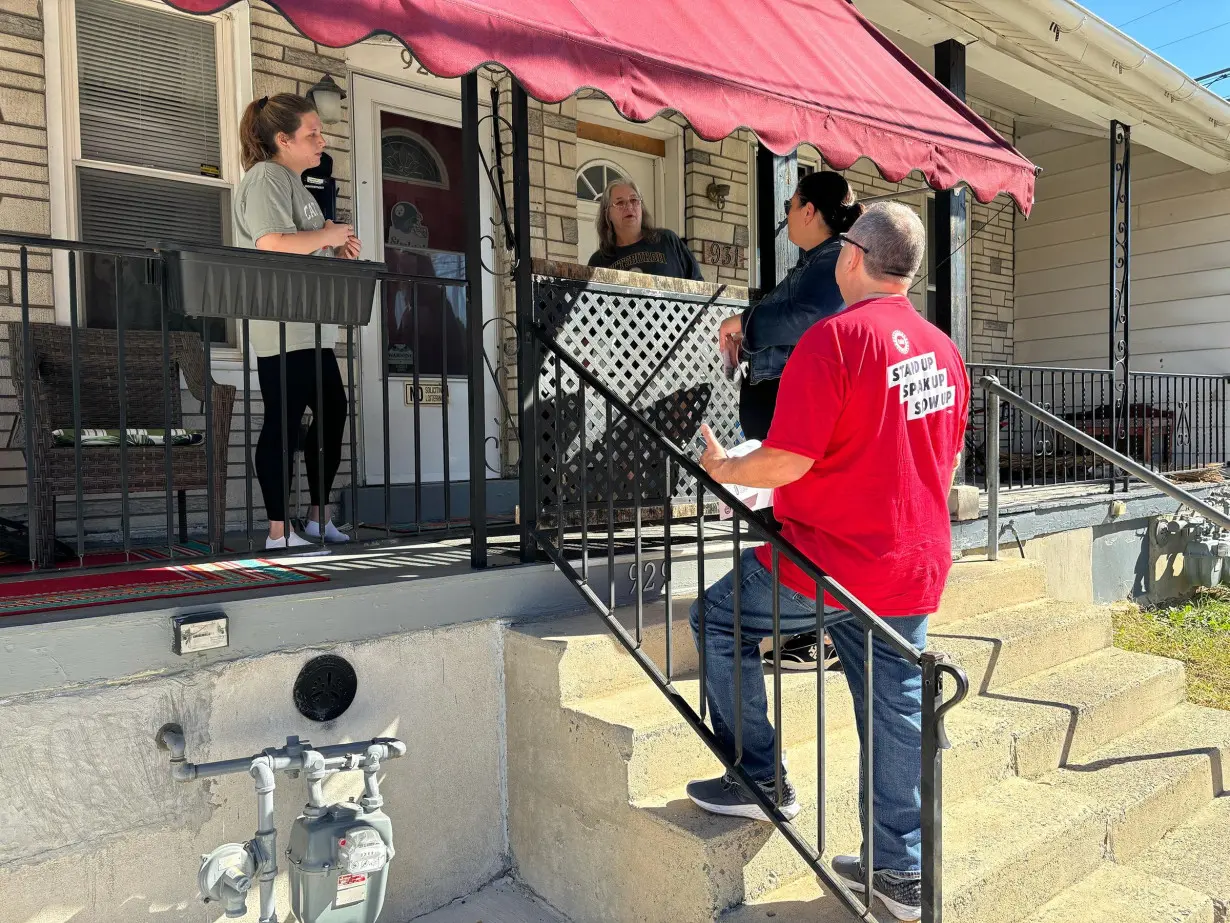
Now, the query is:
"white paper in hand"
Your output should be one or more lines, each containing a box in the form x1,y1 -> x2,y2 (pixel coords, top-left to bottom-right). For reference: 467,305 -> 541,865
715,439 -> 774,520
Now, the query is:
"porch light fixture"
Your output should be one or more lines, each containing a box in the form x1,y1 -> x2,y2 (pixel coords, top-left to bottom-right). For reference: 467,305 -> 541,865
706,181 -> 731,210
306,73 -> 347,124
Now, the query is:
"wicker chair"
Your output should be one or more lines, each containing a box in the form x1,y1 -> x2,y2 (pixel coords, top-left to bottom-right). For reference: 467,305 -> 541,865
7,323 -> 235,568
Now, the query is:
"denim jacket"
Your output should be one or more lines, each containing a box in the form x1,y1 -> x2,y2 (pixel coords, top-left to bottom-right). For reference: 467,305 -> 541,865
741,237 -> 845,384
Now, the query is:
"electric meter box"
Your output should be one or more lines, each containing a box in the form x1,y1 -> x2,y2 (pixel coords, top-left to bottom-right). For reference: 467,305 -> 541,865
287,802 -> 394,923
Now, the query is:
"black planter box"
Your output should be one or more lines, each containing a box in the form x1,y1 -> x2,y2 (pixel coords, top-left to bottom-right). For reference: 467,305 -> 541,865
160,243 -> 385,327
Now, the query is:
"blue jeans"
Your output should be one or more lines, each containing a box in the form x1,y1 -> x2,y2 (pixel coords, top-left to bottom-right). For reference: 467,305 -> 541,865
689,548 -> 929,875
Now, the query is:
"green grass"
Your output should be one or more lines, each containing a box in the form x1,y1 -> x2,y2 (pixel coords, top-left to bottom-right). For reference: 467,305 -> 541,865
1113,589 -> 1230,711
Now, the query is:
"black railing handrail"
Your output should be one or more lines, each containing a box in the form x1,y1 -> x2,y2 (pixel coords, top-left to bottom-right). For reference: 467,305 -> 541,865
534,322 -> 948,668
980,374 -> 1230,559
967,359 -> 1229,383
0,231 -> 465,293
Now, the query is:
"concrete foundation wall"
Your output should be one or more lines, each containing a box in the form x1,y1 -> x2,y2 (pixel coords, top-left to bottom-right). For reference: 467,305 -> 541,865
0,621 -> 509,923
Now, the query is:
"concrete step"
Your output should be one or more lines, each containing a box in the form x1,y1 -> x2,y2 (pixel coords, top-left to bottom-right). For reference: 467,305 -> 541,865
713,775 -> 1106,923
960,646 -> 1187,779
933,556 -> 1047,626
930,598 -> 1112,694
1021,865 -> 1216,923
512,556 -> 1048,704
568,633 -> 1182,806
513,596 -> 697,702
1043,702 -> 1230,863
1130,795 -> 1230,923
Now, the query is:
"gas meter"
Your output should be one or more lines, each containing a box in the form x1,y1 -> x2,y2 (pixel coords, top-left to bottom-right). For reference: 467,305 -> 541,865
157,727 -> 406,923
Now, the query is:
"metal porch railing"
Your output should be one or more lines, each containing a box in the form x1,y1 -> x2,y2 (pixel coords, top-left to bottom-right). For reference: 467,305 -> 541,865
980,374 -> 1230,559
0,232 -> 512,579
533,324 -> 970,923
967,363 -> 1229,491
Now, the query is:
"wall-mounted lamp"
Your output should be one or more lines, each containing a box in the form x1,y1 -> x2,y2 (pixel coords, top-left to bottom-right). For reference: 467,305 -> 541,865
306,73 -> 347,125
706,181 -> 731,211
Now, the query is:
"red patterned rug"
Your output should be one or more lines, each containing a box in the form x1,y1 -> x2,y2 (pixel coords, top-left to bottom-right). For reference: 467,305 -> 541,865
0,557 -> 328,616
0,541 -> 217,576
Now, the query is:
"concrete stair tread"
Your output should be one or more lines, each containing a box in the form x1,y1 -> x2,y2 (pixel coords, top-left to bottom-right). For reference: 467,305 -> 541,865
958,646 -> 1187,776
1042,702 -> 1230,862
1020,864 -> 1217,923
708,774 -> 1104,923
1130,795 -> 1230,914
933,556 -> 1047,625
930,597 -> 1112,692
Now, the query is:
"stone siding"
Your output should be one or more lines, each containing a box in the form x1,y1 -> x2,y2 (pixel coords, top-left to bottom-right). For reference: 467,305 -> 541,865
685,128 -> 752,284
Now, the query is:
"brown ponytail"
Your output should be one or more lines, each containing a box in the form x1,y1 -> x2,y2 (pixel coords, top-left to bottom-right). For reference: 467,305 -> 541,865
240,93 -> 317,170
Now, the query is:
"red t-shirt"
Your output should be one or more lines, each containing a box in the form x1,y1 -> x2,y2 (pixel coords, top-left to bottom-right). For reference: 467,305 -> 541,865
754,295 -> 969,616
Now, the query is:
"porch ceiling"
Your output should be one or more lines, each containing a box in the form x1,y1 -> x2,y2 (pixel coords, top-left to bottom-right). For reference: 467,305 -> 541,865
158,0 -> 1038,211
859,0 -> 1230,174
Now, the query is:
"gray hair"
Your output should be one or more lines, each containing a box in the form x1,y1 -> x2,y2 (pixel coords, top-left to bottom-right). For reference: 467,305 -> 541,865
595,179 -> 660,255
849,202 -> 925,282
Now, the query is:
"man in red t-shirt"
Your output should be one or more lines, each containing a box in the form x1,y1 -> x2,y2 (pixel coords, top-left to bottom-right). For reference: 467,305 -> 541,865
685,203 -> 967,923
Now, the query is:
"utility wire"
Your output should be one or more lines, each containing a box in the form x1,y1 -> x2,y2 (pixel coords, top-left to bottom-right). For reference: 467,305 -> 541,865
1155,18 -> 1230,51
1118,0 -> 1189,29
909,198 -> 1015,295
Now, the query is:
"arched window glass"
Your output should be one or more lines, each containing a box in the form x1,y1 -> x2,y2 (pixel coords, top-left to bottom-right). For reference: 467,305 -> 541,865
382,129 -> 449,188
576,161 -> 629,201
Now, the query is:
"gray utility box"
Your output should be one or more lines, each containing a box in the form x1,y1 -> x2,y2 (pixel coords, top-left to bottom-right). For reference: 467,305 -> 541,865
287,801 -> 394,923
161,243 -> 384,327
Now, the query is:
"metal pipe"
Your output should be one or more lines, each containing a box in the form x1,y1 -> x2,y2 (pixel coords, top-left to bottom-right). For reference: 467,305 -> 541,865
249,757 -> 279,923
981,375 -> 1230,531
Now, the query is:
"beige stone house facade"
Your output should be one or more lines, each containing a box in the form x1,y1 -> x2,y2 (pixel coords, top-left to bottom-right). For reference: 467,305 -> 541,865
1,0 -> 1226,539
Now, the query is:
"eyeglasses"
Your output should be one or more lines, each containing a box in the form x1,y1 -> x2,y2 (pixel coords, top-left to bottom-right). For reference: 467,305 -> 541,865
610,197 -> 642,210
783,196 -> 810,215
839,233 -> 869,253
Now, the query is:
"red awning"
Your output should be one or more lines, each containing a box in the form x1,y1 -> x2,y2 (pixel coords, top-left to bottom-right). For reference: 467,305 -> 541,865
167,0 -> 1037,213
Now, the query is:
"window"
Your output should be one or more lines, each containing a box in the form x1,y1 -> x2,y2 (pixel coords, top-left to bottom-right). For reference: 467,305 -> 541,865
576,161 -> 628,201
381,129 -> 449,187
72,0 -> 232,338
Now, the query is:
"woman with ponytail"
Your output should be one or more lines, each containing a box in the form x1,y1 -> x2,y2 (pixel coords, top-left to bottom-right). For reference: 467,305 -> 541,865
717,170 -> 862,669
233,93 -> 360,549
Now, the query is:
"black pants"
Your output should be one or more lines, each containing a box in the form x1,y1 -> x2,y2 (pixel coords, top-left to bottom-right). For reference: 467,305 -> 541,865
739,376 -> 781,442
255,348 -> 347,522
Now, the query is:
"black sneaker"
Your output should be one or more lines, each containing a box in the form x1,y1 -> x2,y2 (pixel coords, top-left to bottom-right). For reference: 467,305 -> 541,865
831,854 -> 921,922
686,771 -> 800,822
763,632 -> 840,672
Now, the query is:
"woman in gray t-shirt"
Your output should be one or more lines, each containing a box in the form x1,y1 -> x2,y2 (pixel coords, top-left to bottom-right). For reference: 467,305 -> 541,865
235,93 -> 359,549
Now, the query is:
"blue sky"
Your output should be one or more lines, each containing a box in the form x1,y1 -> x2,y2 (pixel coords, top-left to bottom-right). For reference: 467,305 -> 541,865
1079,0 -> 1227,87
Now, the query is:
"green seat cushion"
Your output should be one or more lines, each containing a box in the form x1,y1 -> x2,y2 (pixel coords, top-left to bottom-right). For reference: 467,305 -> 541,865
51,428 -> 205,447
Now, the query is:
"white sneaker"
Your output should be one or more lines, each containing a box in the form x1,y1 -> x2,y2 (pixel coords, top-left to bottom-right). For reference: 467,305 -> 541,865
265,531 -> 312,549
304,519 -> 351,543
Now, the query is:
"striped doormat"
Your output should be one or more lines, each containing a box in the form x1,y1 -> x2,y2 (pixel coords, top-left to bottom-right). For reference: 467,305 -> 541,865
0,558 -> 328,616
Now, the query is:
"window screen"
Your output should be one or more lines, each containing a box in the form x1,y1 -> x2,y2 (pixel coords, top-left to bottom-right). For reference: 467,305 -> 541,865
76,0 -> 221,176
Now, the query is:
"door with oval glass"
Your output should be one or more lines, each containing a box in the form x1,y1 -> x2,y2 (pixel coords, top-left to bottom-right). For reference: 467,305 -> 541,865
575,140 -> 663,266
353,73 -> 498,493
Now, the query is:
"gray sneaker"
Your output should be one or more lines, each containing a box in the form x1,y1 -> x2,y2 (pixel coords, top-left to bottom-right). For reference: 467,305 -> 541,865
832,854 -> 921,922
686,771 -> 800,822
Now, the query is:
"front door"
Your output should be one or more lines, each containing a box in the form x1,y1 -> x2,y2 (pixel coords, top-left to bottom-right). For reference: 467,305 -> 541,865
352,73 -> 498,488
575,140 -> 663,265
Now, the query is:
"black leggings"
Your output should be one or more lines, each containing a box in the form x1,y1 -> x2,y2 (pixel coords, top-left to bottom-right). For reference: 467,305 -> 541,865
255,348 -> 347,522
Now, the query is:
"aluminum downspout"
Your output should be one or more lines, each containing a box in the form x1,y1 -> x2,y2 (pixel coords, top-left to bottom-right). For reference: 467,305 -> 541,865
974,0 -> 1230,144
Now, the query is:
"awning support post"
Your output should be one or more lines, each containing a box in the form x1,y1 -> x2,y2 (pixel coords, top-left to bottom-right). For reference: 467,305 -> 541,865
1110,120 -> 1131,487
511,78 -> 538,563
755,146 -> 799,289
934,39 -> 970,486
463,72 -> 487,567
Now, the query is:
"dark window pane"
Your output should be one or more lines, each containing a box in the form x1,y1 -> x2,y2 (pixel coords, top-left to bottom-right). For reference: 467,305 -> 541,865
78,167 -> 228,337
